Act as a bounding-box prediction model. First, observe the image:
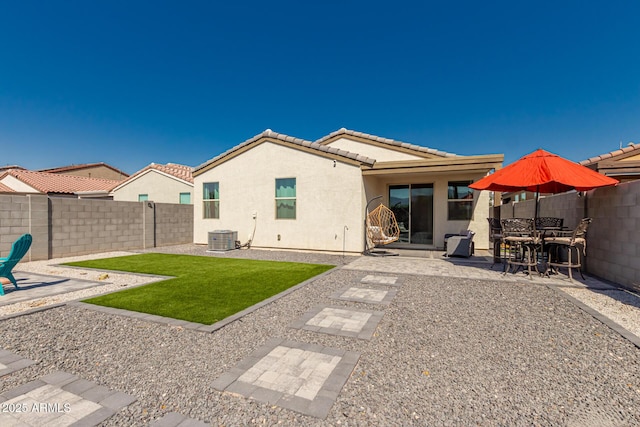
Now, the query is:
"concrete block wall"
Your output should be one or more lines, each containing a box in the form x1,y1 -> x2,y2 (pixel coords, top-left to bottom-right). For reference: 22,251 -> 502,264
153,203 -> 194,247
0,194 -> 48,261
586,182 -> 640,292
49,198 -> 145,258
0,195 -> 193,261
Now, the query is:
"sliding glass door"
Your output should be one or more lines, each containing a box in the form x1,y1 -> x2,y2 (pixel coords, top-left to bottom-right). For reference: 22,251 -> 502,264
389,184 -> 433,245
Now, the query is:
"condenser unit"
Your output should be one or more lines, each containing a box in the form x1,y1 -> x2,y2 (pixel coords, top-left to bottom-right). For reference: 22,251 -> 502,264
208,230 -> 238,251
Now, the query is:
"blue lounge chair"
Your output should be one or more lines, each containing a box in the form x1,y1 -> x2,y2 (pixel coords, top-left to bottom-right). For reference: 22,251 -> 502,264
0,234 -> 33,296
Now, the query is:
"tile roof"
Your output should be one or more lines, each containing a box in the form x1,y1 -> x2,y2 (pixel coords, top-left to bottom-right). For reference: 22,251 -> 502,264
580,143 -> 640,165
194,129 -> 376,174
0,169 -> 122,194
315,128 -> 459,158
0,182 -> 15,193
124,163 -> 194,185
38,162 -> 130,177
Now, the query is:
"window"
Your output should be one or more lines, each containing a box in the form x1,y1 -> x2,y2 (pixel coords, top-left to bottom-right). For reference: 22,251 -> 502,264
275,178 -> 296,219
448,181 -> 473,220
138,194 -> 148,202
179,192 -> 191,204
203,183 -> 219,218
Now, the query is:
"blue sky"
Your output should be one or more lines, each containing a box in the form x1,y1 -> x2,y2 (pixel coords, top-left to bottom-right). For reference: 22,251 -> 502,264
1,1 -> 639,175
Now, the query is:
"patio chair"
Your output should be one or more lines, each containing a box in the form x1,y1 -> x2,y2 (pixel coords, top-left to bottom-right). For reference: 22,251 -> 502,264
501,218 -> 541,279
0,234 -> 32,295
535,217 -> 564,230
545,218 -> 592,282
487,217 -> 503,266
445,230 -> 475,257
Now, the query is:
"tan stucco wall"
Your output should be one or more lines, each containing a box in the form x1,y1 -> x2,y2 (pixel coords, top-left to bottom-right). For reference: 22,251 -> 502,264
194,142 -> 366,252
54,165 -> 128,180
325,137 -> 424,162
112,171 -> 193,204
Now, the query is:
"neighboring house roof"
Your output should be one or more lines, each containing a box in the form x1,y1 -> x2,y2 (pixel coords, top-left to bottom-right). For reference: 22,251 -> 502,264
39,162 -> 130,178
0,182 -> 15,193
111,163 -> 194,192
315,128 -> 458,158
194,129 -> 376,176
0,169 -> 122,195
0,165 -> 26,172
580,143 -> 640,180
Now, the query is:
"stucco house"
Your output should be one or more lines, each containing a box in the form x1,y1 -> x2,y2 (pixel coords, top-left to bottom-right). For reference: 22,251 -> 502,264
111,163 -> 193,204
193,128 -> 503,253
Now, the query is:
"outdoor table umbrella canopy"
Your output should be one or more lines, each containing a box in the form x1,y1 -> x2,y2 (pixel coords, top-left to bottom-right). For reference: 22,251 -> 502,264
469,148 -> 619,194
470,148 -> 619,222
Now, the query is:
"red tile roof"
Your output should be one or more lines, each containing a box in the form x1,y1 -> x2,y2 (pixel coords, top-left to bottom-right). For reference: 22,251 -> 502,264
125,163 -> 194,184
0,169 -> 122,194
580,143 -> 640,165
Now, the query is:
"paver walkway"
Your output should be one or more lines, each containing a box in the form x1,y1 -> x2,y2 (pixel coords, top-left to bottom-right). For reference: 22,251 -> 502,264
214,273 -> 402,418
346,255 -> 618,289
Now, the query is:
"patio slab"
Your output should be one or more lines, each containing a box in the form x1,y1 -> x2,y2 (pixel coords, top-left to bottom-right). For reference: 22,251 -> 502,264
289,305 -> 385,340
0,272 -> 104,306
212,338 -> 360,419
0,371 -> 136,426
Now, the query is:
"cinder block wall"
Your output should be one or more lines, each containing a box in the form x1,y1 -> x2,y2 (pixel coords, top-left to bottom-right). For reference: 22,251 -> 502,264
0,195 -> 193,261
154,203 -> 194,247
49,198 -> 146,258
0,194 -> 48,261
586,182 -> 640,292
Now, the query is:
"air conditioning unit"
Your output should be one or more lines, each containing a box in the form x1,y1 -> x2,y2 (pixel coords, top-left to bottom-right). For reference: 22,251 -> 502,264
208,230 -> 238,251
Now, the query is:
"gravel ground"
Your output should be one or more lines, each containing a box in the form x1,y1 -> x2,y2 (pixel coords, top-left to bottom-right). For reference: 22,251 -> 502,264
1,247 -> 639,426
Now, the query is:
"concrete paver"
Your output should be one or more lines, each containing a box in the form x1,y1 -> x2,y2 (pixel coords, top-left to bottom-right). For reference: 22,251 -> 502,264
212,338 -> 360,419
330,285 -> 398,305
0,349 -> 35,377
0,370 -> 136,426
289,306 -> 385,340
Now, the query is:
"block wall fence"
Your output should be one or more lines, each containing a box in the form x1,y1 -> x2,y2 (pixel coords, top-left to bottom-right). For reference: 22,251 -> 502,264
0,195 -> 193,261
499,179 -> 640,293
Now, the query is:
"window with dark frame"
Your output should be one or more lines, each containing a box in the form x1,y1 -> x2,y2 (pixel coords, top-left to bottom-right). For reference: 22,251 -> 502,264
448,181 -> 473,220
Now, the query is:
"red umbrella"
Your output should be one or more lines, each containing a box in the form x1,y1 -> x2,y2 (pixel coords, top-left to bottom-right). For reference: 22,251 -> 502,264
470,149 -> 618,193
470,148 -> 619,219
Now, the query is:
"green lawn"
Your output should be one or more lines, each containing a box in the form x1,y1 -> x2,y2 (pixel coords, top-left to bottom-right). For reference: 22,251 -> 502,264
64,253 -> 334,325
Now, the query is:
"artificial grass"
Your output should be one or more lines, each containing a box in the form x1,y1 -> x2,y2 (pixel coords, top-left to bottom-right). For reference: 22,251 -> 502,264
64,253 -> 334,325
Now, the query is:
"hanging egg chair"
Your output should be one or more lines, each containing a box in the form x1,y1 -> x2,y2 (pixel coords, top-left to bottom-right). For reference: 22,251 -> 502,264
366,204 -> 400,247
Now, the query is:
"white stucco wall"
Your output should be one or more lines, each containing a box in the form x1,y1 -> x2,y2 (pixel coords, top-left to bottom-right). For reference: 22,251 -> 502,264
324,137 -> 424,162
194,142 -> 366,252
0,175 -> 39,193
112,171 -> 193,204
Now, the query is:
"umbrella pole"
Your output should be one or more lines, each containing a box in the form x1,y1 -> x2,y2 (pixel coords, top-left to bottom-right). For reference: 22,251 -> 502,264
535,186 -> 540,222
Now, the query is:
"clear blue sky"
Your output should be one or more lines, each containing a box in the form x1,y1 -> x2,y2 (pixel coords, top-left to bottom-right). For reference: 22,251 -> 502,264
1,1 -> 639,175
